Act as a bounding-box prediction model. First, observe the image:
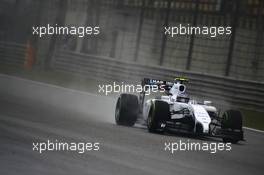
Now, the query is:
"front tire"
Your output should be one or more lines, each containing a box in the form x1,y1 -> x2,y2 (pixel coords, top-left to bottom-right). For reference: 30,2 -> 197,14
115,94 -> 139,126
222,110 -> 242,130
221,110 -> 243,144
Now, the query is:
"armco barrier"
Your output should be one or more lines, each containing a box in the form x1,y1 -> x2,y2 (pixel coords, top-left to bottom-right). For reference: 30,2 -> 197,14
52,50 -> 264,112
0,42 -> 26,67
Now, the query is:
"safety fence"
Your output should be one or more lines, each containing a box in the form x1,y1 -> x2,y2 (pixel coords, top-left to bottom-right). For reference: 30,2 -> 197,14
1,0 -> 264,81
0,42 -> 26,67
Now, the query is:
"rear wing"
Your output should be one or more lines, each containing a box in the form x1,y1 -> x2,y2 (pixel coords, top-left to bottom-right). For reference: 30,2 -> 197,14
141,78 -> 173,91
139,78 -> 189,109
142,77 -> 188,89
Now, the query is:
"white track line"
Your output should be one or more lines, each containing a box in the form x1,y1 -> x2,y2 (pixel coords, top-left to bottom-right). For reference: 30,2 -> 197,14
243,127 -> 264,133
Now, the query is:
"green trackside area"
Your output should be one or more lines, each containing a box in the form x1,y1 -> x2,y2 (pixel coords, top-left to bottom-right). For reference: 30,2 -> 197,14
0,65 -> 264,131
241,110 -> 264,131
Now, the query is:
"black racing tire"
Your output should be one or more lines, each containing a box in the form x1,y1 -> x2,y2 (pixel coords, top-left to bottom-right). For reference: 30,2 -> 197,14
195,123 -> 203,135
115,94 -> 139,126
147,100 -> 170,133
221,110 -> 243,144
221,110 -> 242,130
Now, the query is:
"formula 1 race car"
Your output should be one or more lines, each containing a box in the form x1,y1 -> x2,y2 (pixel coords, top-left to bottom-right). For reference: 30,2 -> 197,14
115,77 -> 244,143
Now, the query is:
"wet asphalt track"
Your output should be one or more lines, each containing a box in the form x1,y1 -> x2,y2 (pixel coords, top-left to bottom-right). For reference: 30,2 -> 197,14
0,76 -> 263,175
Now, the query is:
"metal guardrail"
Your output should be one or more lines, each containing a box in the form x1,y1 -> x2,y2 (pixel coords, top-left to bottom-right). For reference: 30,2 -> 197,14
52,50 -> 264,112
0,42 -> 26,67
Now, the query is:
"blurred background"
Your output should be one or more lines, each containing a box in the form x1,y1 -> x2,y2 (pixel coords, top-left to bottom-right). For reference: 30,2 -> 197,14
0,0 -> 264,128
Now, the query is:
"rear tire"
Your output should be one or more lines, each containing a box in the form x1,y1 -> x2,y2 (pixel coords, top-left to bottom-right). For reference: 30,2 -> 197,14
115,94 -> 139,126
147,100 -> 170,133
